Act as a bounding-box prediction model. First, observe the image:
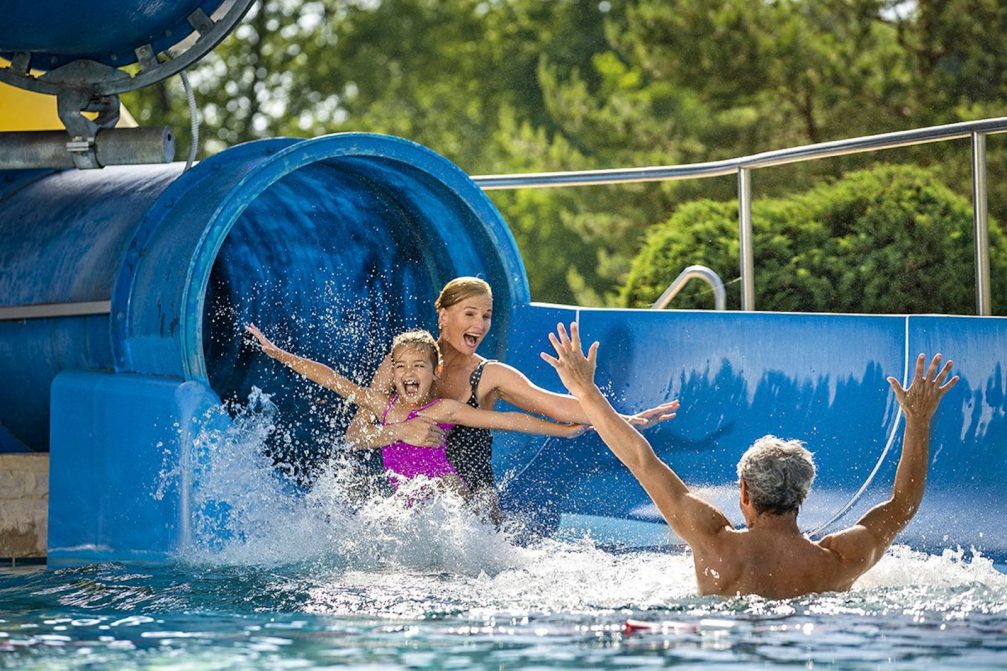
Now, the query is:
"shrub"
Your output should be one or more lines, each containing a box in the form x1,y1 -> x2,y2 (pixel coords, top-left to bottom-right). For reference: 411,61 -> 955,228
620,165 -> 1007,314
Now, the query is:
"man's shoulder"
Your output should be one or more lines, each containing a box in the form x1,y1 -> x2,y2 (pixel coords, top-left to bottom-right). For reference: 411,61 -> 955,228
694,530 -> 847,596
817,525 -> 874,554
815,526 -> 883,576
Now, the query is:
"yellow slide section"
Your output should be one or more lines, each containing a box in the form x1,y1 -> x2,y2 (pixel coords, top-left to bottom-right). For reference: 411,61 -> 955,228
0,80 -> 137,131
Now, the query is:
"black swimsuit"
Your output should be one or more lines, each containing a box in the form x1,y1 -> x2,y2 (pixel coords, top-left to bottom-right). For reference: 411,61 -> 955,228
444,360 -> 495,491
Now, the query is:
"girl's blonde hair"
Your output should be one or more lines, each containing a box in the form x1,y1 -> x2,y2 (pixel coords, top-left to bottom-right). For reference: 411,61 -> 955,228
434,276 -> 492,311
391,330 -> 441,368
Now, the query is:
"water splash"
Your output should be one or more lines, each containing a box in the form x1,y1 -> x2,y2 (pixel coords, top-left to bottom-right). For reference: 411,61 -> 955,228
183,388 -> 323,564
178,389 -> 533,576
857,545 -> 1007,591
162,390 -> 1007,621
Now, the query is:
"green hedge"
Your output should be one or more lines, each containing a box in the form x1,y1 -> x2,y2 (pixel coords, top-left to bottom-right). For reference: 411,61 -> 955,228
621,165 -> 1007,314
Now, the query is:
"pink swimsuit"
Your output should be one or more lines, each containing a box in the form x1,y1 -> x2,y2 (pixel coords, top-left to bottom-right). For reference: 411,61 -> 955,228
380,395 -> 457,484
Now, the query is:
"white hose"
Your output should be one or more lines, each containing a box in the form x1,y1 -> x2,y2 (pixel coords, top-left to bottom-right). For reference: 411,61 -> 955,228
179,70 -> 199,171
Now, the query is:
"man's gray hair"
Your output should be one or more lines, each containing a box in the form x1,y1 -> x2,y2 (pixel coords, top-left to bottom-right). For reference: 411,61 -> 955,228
737,435 -> 816,515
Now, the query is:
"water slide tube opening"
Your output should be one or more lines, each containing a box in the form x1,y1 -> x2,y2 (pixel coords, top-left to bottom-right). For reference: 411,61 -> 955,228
0,134 -> 529,459
115,134 -> 529,473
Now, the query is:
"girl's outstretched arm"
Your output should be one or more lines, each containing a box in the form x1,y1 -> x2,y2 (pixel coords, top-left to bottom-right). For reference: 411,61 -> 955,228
420,399 -> 587,438
245,324 -> 389,416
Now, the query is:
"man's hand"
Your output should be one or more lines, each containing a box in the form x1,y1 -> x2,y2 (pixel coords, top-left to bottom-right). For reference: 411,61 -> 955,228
540,322 -> 599,397
627,400 -> 681,429
887,353 -> 958,420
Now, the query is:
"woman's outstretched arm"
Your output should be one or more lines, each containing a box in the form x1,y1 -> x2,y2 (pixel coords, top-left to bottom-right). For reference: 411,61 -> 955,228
486,361 -> 679,428
420,399 -> 587,438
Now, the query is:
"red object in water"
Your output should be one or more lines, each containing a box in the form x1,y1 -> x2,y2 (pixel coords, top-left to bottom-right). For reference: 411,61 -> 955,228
623,619 -> 659,635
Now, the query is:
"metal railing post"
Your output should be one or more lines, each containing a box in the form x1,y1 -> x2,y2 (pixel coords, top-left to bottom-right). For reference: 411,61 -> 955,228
972,131 -> 992,316
651,265 -> 727,311
738,166 -> 755,311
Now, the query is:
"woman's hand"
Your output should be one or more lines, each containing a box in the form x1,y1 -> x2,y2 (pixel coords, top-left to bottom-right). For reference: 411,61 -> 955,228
245,324 -> 283,358
627,400 -> 681,430
393,416 -> 447,448
559,423 -> 590,438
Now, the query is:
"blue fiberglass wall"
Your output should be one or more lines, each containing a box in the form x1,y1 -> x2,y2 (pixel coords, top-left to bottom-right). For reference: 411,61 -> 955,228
496,306 -> 1007,559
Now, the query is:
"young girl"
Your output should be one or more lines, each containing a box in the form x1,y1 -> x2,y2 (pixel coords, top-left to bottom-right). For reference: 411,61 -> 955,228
245,325 -> 585,493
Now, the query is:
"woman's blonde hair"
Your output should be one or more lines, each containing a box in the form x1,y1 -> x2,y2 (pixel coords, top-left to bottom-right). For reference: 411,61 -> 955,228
434,276 -> 492,310
391,330 -> 442,368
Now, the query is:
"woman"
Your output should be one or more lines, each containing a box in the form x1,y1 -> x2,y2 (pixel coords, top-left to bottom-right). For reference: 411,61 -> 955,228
344,277 -> 678,520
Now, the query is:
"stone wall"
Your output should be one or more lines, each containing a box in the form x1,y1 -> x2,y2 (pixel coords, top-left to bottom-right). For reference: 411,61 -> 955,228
0,453 -> 48,559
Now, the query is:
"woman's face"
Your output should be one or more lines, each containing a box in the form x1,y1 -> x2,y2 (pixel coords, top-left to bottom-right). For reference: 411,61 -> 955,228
438,293 -> 493,356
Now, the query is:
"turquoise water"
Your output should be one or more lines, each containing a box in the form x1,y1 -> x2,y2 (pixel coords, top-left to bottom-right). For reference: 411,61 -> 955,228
4,392 -> 1007,669
3,545 -> 1007,669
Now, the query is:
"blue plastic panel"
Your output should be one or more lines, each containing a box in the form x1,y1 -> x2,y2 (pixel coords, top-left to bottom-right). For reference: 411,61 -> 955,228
897,315 -> 1007,554
48,371 -> 223,565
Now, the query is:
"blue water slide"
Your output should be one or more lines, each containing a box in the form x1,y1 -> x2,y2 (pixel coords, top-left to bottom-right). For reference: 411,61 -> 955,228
0,133 -> 528,561
2,132 -> 1006,563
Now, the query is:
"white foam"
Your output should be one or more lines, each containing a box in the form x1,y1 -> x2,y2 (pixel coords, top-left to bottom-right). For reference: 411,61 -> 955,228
856,545 -> 1007,590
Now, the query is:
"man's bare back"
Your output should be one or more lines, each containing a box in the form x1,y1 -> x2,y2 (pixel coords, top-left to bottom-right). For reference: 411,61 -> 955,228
542,322 -> 958,599
691,527 -> 858,598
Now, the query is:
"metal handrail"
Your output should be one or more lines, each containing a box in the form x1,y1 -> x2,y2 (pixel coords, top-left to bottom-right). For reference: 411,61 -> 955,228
474,117 -> 1007,314
652,265 -> 726,311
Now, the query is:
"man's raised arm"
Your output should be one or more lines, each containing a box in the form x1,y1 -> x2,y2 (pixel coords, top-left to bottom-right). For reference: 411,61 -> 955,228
821,353 -> 958,574
541,322 -> 730,550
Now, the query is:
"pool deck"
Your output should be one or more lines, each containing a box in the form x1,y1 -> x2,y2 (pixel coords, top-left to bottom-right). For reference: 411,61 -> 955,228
0,453 -> 47,563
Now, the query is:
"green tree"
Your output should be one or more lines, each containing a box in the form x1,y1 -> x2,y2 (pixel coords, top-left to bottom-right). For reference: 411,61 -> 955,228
119,0 -> 1007,307
489,0 -> 920,304
896,0 -> 1007,119
123,0 -> 616,170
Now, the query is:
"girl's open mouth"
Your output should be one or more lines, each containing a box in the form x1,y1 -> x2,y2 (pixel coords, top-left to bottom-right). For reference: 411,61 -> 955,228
402,381 -> 420,396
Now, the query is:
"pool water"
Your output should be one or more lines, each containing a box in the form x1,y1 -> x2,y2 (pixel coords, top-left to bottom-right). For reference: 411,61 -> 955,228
4,392 -> 1007,669
3,544 -> 1007,669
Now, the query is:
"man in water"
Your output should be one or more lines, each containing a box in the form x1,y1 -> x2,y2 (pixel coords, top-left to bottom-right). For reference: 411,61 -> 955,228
541,322 -> 958,598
